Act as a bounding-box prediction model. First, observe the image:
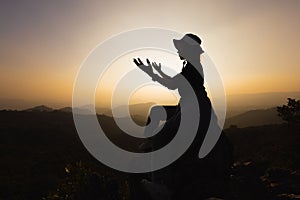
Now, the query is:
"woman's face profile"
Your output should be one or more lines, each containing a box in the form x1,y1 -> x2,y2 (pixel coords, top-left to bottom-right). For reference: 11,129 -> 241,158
176,44 -> 203,62
176,45 -> 192,61
177,50 -> 185,60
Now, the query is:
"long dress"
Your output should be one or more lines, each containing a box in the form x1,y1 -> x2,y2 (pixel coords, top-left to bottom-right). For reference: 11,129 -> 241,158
149,61 -> 211,156
146,61 -> 233,198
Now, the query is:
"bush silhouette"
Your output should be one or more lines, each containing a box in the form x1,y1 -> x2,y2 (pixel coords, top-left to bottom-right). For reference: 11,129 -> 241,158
277,98 -> 300,124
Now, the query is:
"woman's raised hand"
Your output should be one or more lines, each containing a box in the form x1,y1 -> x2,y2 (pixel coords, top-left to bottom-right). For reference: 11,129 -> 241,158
152,62 -> 162,73
133,58 -> 154,76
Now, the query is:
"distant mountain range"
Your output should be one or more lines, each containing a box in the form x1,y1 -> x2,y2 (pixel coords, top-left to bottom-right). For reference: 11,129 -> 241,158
226,91 -> 300,117
1,91 -> 299,117
22,105 -> 72,113
12,104 -> 286,129
1,91 -> 298,129
224,107 -> 284,128
24,105 -> 54,112
21,105 -> 96,115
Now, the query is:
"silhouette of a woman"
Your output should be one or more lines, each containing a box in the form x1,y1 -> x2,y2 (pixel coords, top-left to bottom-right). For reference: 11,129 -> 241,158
133,34 -> 232,199
134,33 -> 211,154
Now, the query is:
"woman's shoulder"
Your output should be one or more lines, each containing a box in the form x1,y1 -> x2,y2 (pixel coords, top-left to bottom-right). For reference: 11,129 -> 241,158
180,63 -> 204,79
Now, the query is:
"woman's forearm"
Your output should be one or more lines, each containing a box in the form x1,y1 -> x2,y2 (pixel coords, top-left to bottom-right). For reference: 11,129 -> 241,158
151,74 -> 177,90
157,70 -> 171,79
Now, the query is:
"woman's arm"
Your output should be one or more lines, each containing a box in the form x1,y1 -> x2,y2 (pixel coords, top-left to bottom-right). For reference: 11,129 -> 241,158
134,58 -> 178,90
152,62 -> 171,79
151,73 -> 178,90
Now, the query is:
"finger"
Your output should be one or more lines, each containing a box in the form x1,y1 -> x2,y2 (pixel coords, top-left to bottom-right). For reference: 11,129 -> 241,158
133,58 -> 139,66
138,58 -> 143,65
152,62 -> 155,67
146,58 -> 151,65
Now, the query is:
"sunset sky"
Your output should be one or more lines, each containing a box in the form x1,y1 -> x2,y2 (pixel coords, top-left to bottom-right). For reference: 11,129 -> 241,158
1,0 -> 299,108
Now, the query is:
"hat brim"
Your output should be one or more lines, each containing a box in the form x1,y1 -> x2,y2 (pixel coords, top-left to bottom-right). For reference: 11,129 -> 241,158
173,39 -> 190,50
173,39 -> 182,50
173,37 -> 204,55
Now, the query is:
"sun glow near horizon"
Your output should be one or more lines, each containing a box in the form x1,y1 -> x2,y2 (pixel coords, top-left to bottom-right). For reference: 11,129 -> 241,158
1,0 -> 299,109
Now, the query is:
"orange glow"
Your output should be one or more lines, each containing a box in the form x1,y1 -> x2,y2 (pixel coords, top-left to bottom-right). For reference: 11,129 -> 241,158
1,1 -> 300,109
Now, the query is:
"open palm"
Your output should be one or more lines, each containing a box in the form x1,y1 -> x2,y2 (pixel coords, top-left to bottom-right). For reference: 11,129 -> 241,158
133,58 -> 154,76
152,62 -> 162,73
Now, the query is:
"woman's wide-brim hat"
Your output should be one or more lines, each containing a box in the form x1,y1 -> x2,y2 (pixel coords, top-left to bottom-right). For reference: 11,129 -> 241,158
173,33 -> 202,50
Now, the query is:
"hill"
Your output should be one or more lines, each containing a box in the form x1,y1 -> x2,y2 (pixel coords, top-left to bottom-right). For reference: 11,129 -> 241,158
2,91 -> 300,118
24,105 -> 53,112
0,110 -> 299,199
224,123 -> 300,200
225,107 -> 284,128
225,124 -> 300,170
226,91 -> 300,117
